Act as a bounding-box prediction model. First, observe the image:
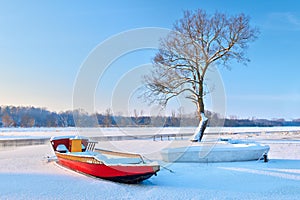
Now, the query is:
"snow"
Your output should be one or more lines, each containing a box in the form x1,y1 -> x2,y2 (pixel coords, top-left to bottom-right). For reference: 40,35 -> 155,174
160,140 -> 270,162
95,153 -> 143,165
190,112 -> 208,141
1,126 -> 299,138
0,128 -> 300,199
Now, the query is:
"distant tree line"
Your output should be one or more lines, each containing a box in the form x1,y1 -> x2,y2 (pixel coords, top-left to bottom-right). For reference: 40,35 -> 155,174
0,106 -> 300,128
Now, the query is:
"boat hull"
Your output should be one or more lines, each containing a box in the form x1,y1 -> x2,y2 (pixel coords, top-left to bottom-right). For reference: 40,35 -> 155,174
161,140 -> 270,163
55,152 -> 158,184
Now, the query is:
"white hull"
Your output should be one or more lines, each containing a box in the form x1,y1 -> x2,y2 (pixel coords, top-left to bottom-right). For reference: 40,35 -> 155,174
161,139 -> 270,163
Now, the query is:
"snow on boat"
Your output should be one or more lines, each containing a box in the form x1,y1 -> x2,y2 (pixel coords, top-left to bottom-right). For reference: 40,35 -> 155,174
161,139 -> 270,163
50,136 -> 159,183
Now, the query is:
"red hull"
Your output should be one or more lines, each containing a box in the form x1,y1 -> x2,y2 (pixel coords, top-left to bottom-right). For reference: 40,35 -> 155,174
56,153 -> 158,183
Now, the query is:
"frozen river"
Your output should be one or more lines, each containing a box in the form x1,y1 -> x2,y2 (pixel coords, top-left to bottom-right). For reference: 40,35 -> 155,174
0,127 -> 300,199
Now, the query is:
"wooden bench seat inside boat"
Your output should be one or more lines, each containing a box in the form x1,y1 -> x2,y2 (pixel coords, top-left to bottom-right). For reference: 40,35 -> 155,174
95,153 -> 143,165
70,151 -> 144,165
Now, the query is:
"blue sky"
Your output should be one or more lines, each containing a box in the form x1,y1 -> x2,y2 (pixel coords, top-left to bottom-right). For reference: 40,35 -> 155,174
0,0 -> 299,119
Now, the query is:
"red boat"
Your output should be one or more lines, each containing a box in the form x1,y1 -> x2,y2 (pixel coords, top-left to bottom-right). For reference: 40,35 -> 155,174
50,136 -> 160,183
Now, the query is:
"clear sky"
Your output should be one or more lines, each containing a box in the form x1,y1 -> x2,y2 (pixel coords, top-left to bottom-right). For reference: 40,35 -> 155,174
0,0 -> 299,120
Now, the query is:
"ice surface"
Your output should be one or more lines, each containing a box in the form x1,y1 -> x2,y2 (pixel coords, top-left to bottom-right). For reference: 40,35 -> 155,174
0,128 -> 300,199
1,126 -> 300,137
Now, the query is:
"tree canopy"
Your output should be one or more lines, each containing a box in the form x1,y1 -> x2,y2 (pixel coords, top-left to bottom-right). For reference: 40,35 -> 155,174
143,9 -> 259,141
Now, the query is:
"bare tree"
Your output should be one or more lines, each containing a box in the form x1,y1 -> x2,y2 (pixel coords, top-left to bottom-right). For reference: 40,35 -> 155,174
20,114 -> 35,127
2,114 -> 15,127
133,109 -> 140,126
143,9 -> 258,141
104,108 -> 112,127
171,110 -> 180,126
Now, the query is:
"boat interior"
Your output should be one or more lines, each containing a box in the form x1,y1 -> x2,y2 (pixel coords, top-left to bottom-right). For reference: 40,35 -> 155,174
51,136 -> 145,165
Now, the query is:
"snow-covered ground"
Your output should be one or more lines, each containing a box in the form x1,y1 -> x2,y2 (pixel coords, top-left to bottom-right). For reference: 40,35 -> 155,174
0,128 -> 300,199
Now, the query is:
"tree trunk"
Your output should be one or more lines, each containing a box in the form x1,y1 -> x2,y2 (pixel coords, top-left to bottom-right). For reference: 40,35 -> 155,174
190,112 -> 208,142
190,86 -> 208,142
191,93 -> 208,142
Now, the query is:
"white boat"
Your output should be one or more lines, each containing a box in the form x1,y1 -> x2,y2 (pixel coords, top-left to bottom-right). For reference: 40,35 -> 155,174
161,139 -> 270,163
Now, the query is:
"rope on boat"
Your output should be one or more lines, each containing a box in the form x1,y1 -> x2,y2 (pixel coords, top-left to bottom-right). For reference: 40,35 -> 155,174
142,155 -> 175,174
160,164 -> 175,174
257,150 -> 269,162
44,155 -> 58,163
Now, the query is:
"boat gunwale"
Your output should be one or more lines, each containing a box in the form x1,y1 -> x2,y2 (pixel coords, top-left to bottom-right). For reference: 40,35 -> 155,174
55,151 -> 159,167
